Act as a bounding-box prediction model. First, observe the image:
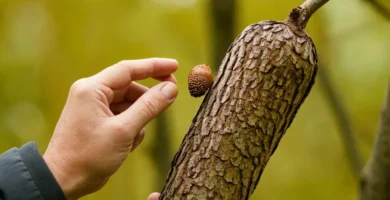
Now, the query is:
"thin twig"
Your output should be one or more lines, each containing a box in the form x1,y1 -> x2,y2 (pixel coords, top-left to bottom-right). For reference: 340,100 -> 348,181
365,0 -> 390,21
360,81 -> 390,200
318,66 -> 363,177
285,0 -> 330,31
301,0 -> 330,19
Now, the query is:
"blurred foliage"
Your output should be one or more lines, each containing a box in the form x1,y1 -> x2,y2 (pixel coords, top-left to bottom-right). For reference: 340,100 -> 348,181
0,0 -> 389,199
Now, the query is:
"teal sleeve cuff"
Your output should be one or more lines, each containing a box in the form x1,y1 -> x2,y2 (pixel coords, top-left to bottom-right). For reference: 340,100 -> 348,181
19,142 -> 67,200
0,142 -> 67,200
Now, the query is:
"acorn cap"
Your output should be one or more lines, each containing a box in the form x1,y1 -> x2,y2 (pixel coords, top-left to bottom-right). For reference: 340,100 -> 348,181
188,64 -> 213,97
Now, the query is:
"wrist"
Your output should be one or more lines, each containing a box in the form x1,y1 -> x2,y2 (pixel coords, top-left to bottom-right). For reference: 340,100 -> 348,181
43,152 -> 85,200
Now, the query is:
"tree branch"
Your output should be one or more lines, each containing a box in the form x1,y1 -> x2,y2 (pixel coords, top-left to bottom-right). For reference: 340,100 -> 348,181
360,81 -> 390,200
159,0 -> 329,198
301,0 -> 330,19
359,3 -> 390,199
365,0 -> 390,21
318,66 -> 363,177
285,0 -> 330,32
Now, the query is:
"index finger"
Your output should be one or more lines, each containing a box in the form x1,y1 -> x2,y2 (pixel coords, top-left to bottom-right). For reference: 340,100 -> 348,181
94,58 -> 178,90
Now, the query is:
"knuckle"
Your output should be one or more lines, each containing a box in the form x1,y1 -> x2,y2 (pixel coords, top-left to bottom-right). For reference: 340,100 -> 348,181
70,78 -> 93,98
141,98 -> 160,117
148,57 -> 158,64
147,58 -> 158,69
110,122 -> 129,135
116,60 -> 129,67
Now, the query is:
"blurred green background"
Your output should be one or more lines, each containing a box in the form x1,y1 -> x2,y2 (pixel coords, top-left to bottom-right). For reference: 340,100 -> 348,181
0,0 -> 390,199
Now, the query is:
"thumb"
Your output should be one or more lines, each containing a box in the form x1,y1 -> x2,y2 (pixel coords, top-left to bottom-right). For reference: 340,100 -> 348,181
116,82 -> 178,132
147,193 -> 160,200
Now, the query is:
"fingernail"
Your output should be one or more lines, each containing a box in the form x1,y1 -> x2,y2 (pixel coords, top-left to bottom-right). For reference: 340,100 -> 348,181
161,82 -> 178,100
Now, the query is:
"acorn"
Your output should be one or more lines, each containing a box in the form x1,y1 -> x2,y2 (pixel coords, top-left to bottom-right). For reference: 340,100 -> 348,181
188,64 -> 213,97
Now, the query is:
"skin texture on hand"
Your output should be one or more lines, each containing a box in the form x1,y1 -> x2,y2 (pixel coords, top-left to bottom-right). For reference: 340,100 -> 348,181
42,58 -> 179,200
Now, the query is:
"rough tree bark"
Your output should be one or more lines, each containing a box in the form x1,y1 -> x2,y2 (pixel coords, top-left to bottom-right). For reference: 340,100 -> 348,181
160,0 -> 329,199
360,81 -> 390,200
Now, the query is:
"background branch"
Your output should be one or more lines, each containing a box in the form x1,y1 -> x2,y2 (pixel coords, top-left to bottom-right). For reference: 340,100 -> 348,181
360,81 -> 390,200
318,66 -> 363,177
359,1 -> 390,199
209,0 -> 236,71
365,0 -> 390,21
150,112 -> 172,190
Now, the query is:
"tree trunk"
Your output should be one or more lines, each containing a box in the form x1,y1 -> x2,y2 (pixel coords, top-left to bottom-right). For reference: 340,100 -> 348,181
160,4 -> 322,199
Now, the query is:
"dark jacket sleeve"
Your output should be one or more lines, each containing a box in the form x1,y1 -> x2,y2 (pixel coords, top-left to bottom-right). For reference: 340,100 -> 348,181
0,142 -> 67,200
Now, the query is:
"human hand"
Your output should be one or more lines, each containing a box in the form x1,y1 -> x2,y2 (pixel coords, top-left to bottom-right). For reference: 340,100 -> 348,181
43,58 -> 178,200
147,193 -> 160,200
